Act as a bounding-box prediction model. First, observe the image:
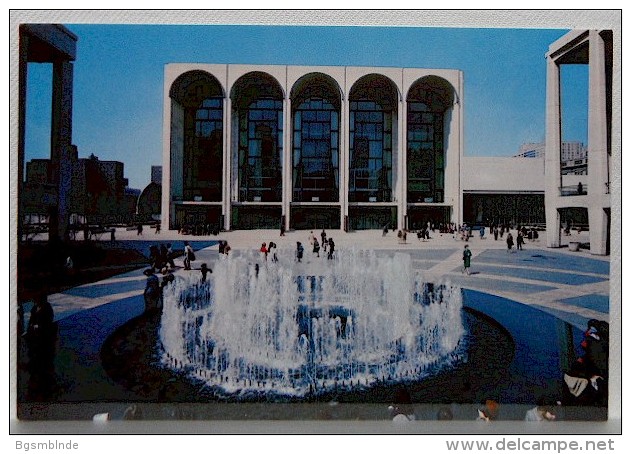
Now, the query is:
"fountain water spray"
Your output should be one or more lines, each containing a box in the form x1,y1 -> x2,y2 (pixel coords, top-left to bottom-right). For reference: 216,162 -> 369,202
159,249 -> 466,398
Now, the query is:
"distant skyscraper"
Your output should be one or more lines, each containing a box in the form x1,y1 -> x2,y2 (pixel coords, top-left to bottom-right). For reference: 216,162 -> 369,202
151,166 -> 162,185
515,141 -> 588,175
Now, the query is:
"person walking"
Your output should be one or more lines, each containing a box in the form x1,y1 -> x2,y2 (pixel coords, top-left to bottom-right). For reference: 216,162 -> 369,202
327,237 -> 335,260
296,242 -> 304,263
200,263 -> 212,282
260,242 -> 268,261
462,244 -> 472,275
506,233 -> 514,252
321,229 -> 327,248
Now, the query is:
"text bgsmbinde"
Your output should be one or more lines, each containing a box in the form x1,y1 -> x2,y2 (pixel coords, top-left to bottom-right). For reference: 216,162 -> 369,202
16,440 -> 79,451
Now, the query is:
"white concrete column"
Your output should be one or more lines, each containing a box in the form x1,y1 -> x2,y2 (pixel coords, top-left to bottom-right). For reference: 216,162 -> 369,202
587,30 -> 609,255
283,97 -> 292,231
167,102 -> 185,230
397,97 -> 406,230
18,33 -> 28,238
545,56 -> 562,248
50,59 -> 74,241
457,71 -> 464,225
589,207 -> 608,255
223,96 -> 232,230
161,92 -> 172,230
340,96 -> 348,230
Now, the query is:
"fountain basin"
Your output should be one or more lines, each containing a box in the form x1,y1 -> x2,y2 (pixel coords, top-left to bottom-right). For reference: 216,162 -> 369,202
159,250 -> 467,399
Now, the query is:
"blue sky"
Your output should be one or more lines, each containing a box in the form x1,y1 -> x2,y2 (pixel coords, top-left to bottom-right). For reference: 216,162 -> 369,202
24,24 -> 589,190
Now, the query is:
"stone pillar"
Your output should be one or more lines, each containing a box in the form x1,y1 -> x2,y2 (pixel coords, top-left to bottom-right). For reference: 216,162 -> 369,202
397,97 -> 406,230
545,56 -> 562,248
223,96 -> 232,231
167,101 -> 185,230
449,72 -> 464,226
50,59 -> 74,242
283,97 -> 292,231
340,95 -> 348,230
587,30 -> 609,255
18,33 -> 29,240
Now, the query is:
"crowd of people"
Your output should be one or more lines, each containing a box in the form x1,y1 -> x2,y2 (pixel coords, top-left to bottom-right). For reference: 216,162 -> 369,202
177,223 -> 220,236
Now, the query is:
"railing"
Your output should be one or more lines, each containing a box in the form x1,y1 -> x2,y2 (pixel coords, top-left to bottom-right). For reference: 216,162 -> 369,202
559,184 -> 587,196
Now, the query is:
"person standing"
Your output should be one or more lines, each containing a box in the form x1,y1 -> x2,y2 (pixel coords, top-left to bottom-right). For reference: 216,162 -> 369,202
516,231 -> 524,250
25,293 -> 56,399
143,268 -> 161,311
260,242 -> 268,261
327,237 -> 335,260
296,242 -> 304,263
166,243 -> 176,269
313,238 -> 320,257
183,241 -> 194,270
268,241 -> 278,262
462,244 -> 472,275
321,229 -> 327,248
200,263 -> 211,282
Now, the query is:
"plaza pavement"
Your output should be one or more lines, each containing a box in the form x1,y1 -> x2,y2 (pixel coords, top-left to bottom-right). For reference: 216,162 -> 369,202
15,226 -> 613,422
43,226 -> 611,330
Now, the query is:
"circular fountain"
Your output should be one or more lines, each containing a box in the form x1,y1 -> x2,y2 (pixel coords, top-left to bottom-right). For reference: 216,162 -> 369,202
159,249 -> 467,399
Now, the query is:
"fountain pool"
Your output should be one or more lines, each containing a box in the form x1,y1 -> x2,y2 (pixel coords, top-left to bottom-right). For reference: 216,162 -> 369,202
159,249 -> 467,399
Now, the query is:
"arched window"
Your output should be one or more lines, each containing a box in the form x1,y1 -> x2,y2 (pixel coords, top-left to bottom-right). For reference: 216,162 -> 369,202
293,98 -> 339,202
407,77 -> 454,204
170,71 -> 224,203
349,75 -> 398,202
232,73 -> 284,202
291,74 -> 341,203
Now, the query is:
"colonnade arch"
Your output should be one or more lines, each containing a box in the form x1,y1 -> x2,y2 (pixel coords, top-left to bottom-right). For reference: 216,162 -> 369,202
169,71 -> 224,229
229,72 -> 285,228
164,66 -> 463,231
406,76 -> 455,229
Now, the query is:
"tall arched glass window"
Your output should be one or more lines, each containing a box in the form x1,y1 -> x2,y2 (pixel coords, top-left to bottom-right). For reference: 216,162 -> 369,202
349,101 -> 393,202
292,98 -> 339,202
407,78 -> 452,204
186,97 -> 223,201
238,98 -> 283,202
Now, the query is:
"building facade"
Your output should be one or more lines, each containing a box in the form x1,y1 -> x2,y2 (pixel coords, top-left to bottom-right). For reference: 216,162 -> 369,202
545,30 -> 613,255
22,151 -> 136,226
462,157 -> 545,227
162,64 -> 464,231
